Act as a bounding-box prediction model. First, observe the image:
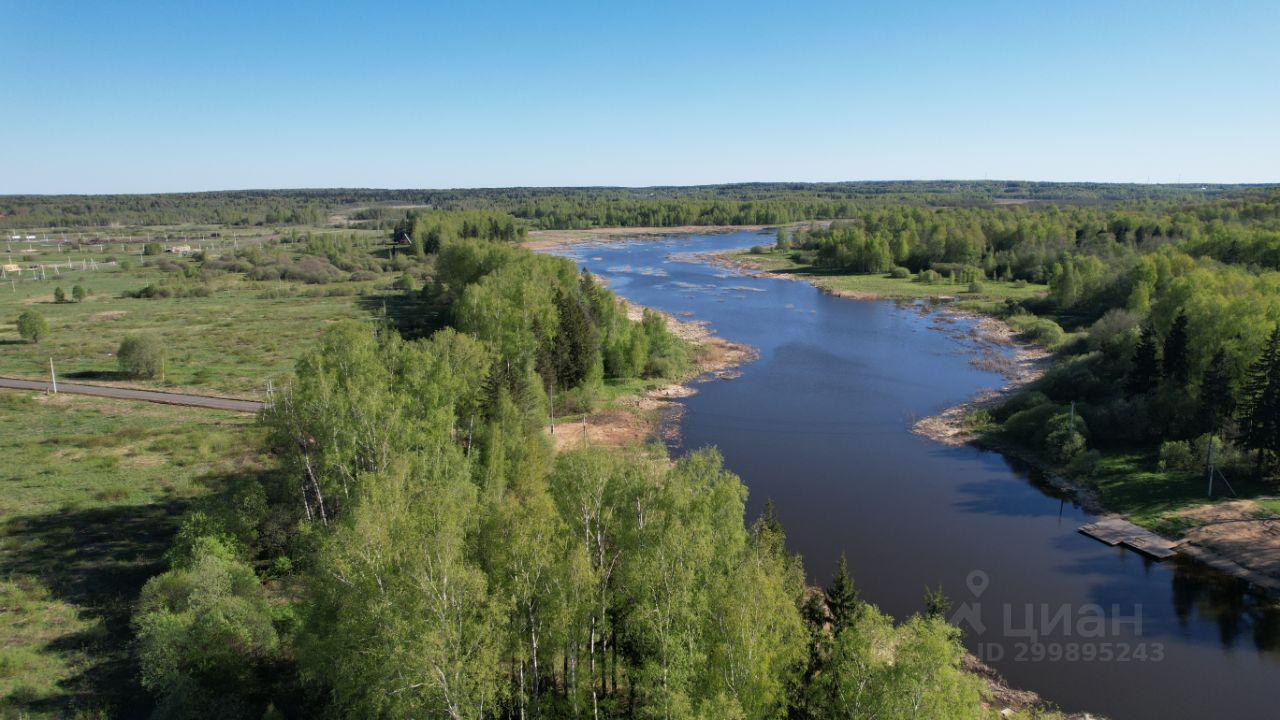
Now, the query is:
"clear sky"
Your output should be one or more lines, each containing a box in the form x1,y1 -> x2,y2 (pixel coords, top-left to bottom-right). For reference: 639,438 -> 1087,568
2,0 -> 1277,194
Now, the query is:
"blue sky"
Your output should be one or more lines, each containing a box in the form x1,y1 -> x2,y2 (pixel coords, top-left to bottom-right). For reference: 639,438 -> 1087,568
2,0 -> 1277,193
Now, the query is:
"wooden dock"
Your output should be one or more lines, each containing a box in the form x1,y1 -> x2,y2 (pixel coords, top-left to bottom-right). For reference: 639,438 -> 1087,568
1078,516 -> 1182,560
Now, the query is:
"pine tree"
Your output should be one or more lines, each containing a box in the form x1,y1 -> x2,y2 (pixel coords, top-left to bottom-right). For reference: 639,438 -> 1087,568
1239,324 -> 1280,470
552,289 -> 597,389
825,554 -> 859,633
1198,348 -> 1234,434
1163,311 -> 1190,385
1127,325 -> 1161,395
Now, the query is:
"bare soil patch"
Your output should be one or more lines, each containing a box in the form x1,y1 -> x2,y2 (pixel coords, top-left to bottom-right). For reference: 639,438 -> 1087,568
523,224 -> 771,252
547,298 -> 757,453
1176,500 -> 1280,589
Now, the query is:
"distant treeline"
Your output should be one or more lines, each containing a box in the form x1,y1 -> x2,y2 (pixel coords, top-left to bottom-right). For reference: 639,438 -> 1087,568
4,181 -> 1276,230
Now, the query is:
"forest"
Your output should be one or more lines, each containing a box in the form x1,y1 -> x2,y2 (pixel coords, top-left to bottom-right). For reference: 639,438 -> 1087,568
122,220 -> 1011,720
778,192 -> 1280,487
3,181 -> 1275,230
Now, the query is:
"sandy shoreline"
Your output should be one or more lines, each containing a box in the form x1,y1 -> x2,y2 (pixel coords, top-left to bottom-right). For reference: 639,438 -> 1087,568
524,224 -> 771,252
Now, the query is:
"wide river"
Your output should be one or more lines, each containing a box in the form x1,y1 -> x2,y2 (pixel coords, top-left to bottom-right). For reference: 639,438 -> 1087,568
552,230 -> 1280,720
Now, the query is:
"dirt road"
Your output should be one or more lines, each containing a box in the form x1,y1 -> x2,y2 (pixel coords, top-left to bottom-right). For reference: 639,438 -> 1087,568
0,376 -> 265,413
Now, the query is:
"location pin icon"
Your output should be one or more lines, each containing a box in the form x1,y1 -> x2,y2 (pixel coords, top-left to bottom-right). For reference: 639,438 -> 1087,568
966,570 -> 989,598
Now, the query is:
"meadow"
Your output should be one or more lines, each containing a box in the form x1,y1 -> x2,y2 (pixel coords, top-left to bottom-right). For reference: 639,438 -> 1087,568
0,391 -> 260,718
1,229 -> 413,397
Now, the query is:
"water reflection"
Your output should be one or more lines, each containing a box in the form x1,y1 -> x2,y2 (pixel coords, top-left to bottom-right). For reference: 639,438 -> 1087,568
1170,557 -> 1280,652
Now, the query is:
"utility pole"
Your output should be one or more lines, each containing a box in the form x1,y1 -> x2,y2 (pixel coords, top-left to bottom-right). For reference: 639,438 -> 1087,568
49,358 -> 57,394
1206,436 -> 1215,498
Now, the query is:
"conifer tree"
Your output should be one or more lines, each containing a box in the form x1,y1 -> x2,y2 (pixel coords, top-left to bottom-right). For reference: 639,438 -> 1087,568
825,554 -> 859,633
1239,324 -> 1280,470
1198,348 -> 1234,434
1127,325 -> 1162,394
1163,311 -> 1190,385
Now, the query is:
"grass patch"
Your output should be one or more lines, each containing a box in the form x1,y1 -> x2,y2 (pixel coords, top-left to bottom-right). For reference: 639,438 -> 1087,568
0,232 -> 396,397
728,248 -> 1048,306
0,391 -> 260,718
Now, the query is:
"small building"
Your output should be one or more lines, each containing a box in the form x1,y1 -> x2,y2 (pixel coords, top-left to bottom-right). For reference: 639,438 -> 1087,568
1,263 -> 19,275
167,245 -> 194,255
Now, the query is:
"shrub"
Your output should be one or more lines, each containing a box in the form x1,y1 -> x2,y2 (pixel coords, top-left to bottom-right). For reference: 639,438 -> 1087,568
1066,449 -> 1103,478
993,390 -> 1050,423
393,272 -> 417,292
749,245 -> 766,255
889,266 -> 911,279
1010,315 -> 1064,347
72,284 -> 87,302
967,280 -> 984,293
1087,308 -> 1141,360
16,310 -> 49,343
1044,411 -> 1088,463
133,538 -> 280,719
53,286 -> 66,303
1001,402 -> 1060,445
118,334 -> 165,379
1158,440 -> 1197,472
143,242 -> 163,256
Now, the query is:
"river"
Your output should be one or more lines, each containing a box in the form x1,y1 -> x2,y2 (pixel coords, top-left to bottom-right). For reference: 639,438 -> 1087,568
551,229 -> 1280,720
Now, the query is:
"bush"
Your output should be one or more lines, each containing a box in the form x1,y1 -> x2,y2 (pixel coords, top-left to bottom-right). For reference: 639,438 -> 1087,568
16,310 -> 49,343
393,272 -> 417,292
1158,440 -> 1197,472
143,242 -> 163,256
1010,315 -> 1064,347
749,245 -> 766,255
1087,308 -> 1141,360
1044,411 -> 1088,463
967,280 -> 984,293
1066,449 -> 1103,478
72,284 -> 87,302
133,538 -> 280,719
118,334 -> 165,379
53,286 -> 66,303
889,266 -> 911,279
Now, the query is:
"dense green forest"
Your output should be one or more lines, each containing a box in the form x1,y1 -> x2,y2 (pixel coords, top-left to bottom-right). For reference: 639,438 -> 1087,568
779,192 -> 1280,488
4,181 -> 1276,230
125,227 -> 1006,720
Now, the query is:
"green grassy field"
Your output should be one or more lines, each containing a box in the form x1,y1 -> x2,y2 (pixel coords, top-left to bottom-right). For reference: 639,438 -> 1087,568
0,390 -> 260,718
1,238 -> 401,398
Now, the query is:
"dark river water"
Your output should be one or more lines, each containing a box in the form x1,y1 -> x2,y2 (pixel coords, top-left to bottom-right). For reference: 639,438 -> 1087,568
551,230 -> 1280,720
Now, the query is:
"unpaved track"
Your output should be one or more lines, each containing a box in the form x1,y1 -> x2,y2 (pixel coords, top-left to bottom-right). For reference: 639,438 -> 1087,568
0,376 -> 264,413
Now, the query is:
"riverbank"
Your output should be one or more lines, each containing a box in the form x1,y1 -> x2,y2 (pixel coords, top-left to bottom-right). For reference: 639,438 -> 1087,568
721,248 -> 1280,600
701,248 -> 1053,446
545,294 -> 756,453
524,224 -> 774,252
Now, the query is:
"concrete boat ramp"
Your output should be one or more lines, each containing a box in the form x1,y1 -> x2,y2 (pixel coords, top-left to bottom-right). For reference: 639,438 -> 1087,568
1078,516 -> 1183,560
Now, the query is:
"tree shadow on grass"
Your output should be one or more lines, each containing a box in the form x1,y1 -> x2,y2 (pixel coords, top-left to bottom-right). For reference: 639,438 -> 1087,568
64,370 -> 131,381
356,290 -> 447,341
0,496 -> 188,719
